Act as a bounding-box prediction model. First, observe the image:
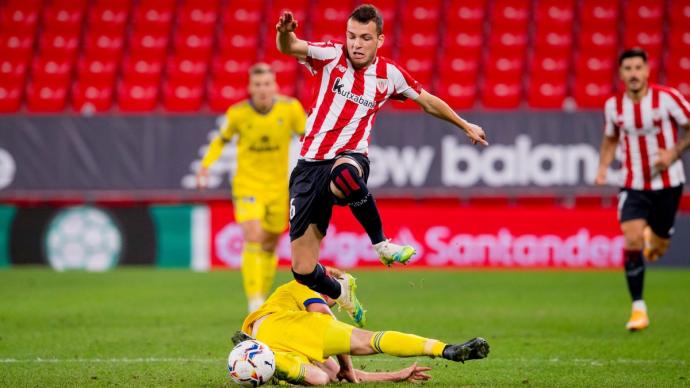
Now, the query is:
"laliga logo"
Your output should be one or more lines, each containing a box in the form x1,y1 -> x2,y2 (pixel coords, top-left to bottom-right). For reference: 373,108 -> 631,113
0,148 -> 16,189
215,222 -> 244,268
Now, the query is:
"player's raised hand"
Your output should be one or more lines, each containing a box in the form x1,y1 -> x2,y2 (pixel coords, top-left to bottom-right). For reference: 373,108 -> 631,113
276,11 -> 298,33
466,122 -> 489,146
195,166 -> 209,190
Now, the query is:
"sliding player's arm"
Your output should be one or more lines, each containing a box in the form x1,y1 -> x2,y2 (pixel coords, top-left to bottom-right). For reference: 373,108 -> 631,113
275,11 -> 308,61
414,90 -> 488,146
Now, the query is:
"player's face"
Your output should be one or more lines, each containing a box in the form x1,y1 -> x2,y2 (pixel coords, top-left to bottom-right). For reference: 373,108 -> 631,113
346,19 -> 384,68
619,57 -> 649,94
248,72 -> 277,110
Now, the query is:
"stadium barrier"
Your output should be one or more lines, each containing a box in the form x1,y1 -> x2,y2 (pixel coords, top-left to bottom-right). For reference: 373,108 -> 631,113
1,200 -> 688,270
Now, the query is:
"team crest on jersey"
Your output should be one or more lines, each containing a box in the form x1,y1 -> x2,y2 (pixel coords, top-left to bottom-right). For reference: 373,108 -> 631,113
336,64 -> 347,73
376,78 -> 388,94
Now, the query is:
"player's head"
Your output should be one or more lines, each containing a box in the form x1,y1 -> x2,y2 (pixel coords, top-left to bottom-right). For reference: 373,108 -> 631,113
346,4 -> 385,68
618,48 -> 649,94
248,62 -> 278,110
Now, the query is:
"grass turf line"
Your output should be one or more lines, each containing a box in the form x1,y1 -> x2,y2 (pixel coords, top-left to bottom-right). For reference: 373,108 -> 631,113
0,268 -> 688,387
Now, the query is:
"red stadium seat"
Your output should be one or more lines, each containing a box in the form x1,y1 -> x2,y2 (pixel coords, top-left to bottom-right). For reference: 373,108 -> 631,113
535,0 -> 574,31
482,80 -> 522,109
446,0 -> 486,32
484,54 -> 524,82
573,80 -> 612,109
670,0 -> 690,28
489,29 -> 529,55
77,57 -> 118,87
122,56 -> 164,84
530,53 -> 569,82
83,32 -> 125,60
666,73 -> 690,99
401,0 -> 442,30
356,0 -> 397,24
166,56 -> 208,85
490,0 -> 530,29
132,5 -> 174,33
439,55 -> 480,83
87,4 -> 130,35
309,24 -> 344,44
0,5 -> 40,34
26,82 -> 69,112
138,0 -> 176,7
173,31 -> 213,60
397,51 -> 434,85
269,0 -> 309,26
128,31 -> 169,60
217,32 -> 259,61
534,28 -> 573,56
665,53 -> 690,78
578,27 -> 618,56
38,31 -> 80,61
0,84 -> 22,113
72,83 -> 114,113
0,32 -> 35,63
221,0 -> 263,31
117,80 -> 159,112
208,79 -> 248,112
0,58 -> 29,87
575,54 -> 615,83
625,0 -> 664,29
443,29 -> 483,58
311,3 -> 351,28
623,29 -> 663,58
669,28 -> 690,52
163,80 -> 204,112
399,31 -> 438,58
579,0 -> 618,29
177,3 -> 218,35
436,81 -> 476,109
42,5 -> 84,35
31,57 -> 73,86
211,55 -> 252,84
528,79 -> 567,109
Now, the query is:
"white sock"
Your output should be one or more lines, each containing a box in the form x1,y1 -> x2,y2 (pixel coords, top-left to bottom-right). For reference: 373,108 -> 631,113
632,300 -> 647,312
248,297 -> 265,313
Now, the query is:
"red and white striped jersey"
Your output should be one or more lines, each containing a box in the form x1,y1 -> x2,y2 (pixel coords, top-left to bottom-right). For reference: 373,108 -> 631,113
299,41 -> 422,160
604,84 -> 689,190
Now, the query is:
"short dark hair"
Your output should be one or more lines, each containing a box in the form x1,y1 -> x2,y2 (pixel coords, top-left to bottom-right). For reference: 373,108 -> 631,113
248,62 -> 274,76
618,48 -> 648,66
349,4 -> 383,35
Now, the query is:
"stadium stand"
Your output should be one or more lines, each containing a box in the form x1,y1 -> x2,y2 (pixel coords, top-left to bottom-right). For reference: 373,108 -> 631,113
0,0 -> 679,113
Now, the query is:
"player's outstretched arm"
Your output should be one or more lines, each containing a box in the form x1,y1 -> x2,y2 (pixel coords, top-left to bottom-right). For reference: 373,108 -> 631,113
349,362 -> 432,383
595,135 -> 618,185
413,90 -> 488,146
275,11 -> 308,60
196,135 -> 229,189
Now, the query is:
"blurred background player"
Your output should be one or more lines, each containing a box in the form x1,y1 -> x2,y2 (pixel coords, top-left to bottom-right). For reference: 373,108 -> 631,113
197,63 -> 306,312
596,48 -> 690,331
275,5 -> 488,327
232,267 -> 489,386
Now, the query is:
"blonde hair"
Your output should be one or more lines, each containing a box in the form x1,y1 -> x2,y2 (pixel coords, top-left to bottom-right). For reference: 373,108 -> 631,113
248,62 -> 274,76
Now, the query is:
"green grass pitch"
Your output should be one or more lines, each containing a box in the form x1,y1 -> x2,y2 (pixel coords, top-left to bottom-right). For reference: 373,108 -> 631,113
1,268 -> 689,387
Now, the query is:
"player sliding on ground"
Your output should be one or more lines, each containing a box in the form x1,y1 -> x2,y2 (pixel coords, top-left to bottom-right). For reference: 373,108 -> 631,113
231,268 -> 490,385
276,4 -> 488,327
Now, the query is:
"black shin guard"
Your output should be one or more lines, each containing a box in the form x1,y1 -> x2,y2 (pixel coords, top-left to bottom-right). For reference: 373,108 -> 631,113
331,163 -> 385,244
623,250 -> 645,301
292,263 -> 341,299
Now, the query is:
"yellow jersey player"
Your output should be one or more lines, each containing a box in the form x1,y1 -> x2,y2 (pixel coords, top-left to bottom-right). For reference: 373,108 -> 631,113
232,268 -> 489,385
197,63 -> 307,312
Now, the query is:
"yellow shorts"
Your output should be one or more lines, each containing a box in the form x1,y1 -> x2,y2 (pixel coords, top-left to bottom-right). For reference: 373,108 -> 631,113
233,192 -> 288,234
254,311 -> 354,383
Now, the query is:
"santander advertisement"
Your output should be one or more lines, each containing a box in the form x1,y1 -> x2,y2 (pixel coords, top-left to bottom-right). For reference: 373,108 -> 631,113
209,201 -> 624,269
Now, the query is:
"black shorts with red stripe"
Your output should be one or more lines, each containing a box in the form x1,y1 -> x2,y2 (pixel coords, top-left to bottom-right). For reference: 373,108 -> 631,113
618,185 -> 684,238
288,152 -> 370,241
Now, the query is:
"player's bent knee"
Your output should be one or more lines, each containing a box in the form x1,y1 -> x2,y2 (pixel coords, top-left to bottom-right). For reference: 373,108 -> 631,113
304,365 -> 331,386
329,163 -> 368,206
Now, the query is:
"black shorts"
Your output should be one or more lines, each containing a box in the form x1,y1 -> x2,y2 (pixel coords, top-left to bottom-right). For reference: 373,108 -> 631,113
618,185 -> 684,238
288,153 -> 371,241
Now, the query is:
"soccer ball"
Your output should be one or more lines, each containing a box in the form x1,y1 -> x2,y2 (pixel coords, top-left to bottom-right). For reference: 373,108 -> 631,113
227,339 -> 275,386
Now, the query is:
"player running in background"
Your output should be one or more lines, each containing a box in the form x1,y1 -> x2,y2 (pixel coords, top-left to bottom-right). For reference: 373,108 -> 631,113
232,267 -> 489,386
197,63 -> 307,312
276,4 -> 488,327
595,48 -> 690,331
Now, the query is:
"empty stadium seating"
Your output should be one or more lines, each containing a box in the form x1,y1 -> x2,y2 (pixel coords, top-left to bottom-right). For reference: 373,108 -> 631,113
0,0 -> 680,113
